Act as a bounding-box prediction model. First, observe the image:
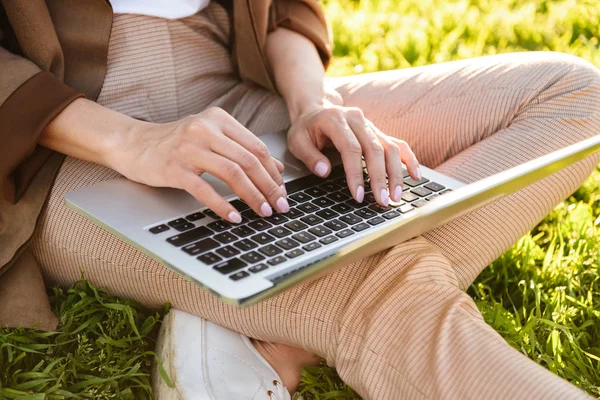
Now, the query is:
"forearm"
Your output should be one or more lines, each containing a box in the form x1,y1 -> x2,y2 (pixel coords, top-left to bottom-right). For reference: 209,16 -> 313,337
39,98 -> 143,170
265,28 -> 335,121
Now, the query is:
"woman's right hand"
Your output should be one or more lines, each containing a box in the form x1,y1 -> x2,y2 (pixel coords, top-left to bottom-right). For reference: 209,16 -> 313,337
112,107 -> 289,223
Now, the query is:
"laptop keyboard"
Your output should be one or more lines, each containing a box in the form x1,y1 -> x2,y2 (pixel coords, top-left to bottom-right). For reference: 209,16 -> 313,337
149,164 -> 451,282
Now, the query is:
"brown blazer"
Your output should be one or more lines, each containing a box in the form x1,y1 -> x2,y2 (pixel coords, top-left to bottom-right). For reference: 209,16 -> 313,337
0,0 -> 331,330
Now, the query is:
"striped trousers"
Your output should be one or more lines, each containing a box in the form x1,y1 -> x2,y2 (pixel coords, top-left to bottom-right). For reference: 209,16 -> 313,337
31,4 -> 600,399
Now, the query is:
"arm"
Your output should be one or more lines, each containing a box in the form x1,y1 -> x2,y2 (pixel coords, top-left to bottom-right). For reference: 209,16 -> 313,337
265,28 -> 420,206
38,98 -> 288,222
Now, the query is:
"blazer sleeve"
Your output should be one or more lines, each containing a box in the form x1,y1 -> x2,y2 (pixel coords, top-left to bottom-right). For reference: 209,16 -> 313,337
269,0 -> 332,68
0,46 -> 83,203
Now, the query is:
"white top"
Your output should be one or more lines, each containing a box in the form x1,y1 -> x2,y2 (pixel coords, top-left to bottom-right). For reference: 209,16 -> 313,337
111,0 -> 210,19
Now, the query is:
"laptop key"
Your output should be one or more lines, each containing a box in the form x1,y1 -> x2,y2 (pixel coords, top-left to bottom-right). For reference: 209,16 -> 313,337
316,209 -> 339,220
207,220 -> 231,232
241,251 -> 266,264
233,239 -> 258,251
354,208 -> 377,219
171,220 -> 193,232
229,199 -> 250,212
229,270 -> 250,281
301,215 -> 324,226
259,244 -> 283,257
413,199 -> 428,208
412,187 -> 433,197
364,193 -> 376,204
203,209 -> 219,219
320,182 -> 341,192
231,225 -> 255,237
249,264 -> 268,273
326,191 -> 350,203
440,189 -> 453,195
424,182 -> 445,192
168,218 -> 187,227
287,207 -> 305,218
248,220 -> 273,231
336,229 -> 355,238
399,204 -> 416,213
213,257 -> 247,274
402,169 -> 410,178
286,249 -> 305,259
324,220 -> 348,231
426,194 -> 439,201
289,192 -> 312,203
197,252 -> 222,265
285,220 -> 309,232
251,232 -> 275,245
214,231 -> 238,244
331,203 -> 354,214
368,216 -> 386,225
340,214 -> 362,225
308,226 -> 332,237
173,222 -> 195,232
268,227 -> 292,238
167,226 -> 213,247
266,214 -> 289,225
352,222 -> 370,232
267,256 -> 287,266
306,187 -> 326,197
383,210 -> 401,219
297,202 -> 320,213
275,238 -> 300,250
149,224 -> 170,234
401,192 -> 420,202
241,209 -> 260,221
302,242 -> 322,252
216,245 -> 241,258
292,231 -> 316,243
185,212 -> 205,222
344,199 -> 363,209
320,235 -> 338,245
312,197 -> 336,208
182,238 -> 219,255
404,177 -> 430,187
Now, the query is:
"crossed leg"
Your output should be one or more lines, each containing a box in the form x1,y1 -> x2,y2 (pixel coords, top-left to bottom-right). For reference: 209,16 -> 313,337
32,52 -> 600,399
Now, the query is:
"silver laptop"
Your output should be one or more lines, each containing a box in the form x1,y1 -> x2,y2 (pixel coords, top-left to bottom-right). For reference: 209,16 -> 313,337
65,132 -> 600,306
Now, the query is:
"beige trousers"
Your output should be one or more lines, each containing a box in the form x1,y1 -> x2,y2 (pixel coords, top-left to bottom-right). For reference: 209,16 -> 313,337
31,5 -> 600,399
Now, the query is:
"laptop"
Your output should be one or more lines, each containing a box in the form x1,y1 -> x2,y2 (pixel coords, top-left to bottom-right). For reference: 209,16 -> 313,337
65,132 -> 600,306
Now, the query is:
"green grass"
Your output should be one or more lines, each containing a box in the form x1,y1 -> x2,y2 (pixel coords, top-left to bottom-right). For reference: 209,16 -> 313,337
2,0 -> 600,398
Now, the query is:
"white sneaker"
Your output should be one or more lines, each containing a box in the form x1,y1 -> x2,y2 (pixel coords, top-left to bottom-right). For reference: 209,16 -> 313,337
153,309 -> 291,400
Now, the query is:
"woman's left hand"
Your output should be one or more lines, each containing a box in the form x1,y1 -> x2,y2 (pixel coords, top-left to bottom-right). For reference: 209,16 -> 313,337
286,103 -> 421,207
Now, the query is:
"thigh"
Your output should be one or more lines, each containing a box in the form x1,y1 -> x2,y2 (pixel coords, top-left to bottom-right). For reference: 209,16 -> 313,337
331,52 -> 600,288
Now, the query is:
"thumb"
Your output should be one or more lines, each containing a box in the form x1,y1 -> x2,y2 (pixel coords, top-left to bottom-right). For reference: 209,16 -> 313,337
288,129 -> 331,178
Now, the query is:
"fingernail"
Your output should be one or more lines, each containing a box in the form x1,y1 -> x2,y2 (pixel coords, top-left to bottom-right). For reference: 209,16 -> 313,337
228,211 -> 242,224
260,202 -> 273,217
276,197 -> 290,213
380,188 -> 389,207
393,185 -> 403,202
280,184 -> 287,196
356,185 -> 365,203
314,161 -> 328,177
416,165 -> 422,180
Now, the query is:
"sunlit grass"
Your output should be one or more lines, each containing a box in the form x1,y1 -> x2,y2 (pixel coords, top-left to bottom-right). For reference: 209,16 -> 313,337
1,0 -> 599,398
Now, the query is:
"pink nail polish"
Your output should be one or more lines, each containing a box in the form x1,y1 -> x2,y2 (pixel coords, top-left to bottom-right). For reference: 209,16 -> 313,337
260,202 -> 273,217
356,186 -> 365,203
314,161 -> 328,177
394,186 -> 403,202
228,211 -> 242,224
380,188 -> 389,207
416,166 -> 422,180
276,197 -> 290,213
280,184 -> 287,196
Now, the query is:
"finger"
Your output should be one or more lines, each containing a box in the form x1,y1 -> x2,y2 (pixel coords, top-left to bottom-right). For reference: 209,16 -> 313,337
388,136 -> 421,180
215,111 -> 285,188
179,171 -> 243,224
287,127 -> 332,179
347,111 -> 388,206
210,136 -> 289,213
325,119 -> 365,203
368,122 -> 404,202
199,152 -> 275,217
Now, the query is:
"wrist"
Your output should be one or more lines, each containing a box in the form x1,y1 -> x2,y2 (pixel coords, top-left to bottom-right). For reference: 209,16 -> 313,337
286,85 -> 343,123
101,116 -> 150,172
